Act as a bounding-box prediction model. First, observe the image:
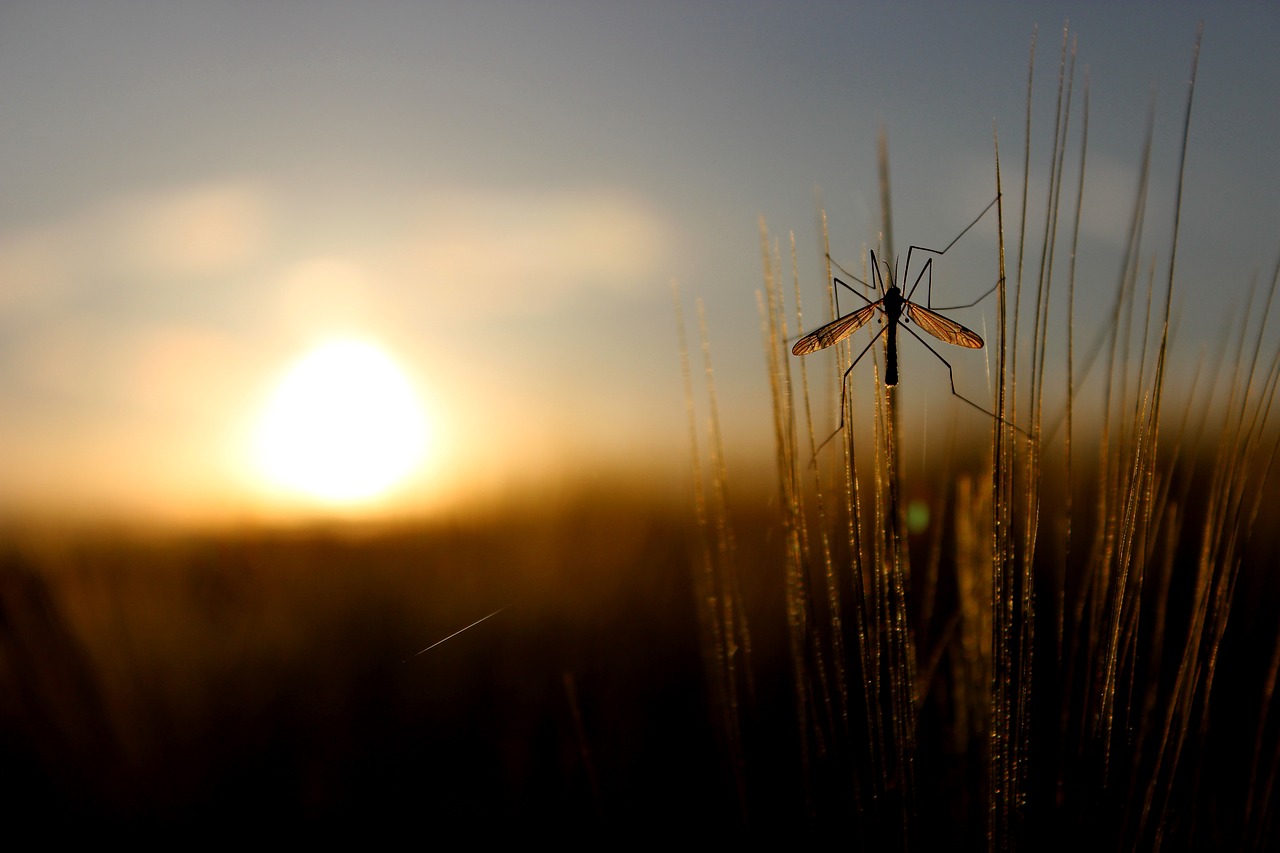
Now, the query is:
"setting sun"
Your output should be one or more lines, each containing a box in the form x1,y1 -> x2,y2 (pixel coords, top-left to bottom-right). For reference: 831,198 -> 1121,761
254,339 -> 431,504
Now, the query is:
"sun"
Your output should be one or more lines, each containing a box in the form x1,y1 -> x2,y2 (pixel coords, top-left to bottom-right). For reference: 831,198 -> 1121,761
254,339 -> 431,504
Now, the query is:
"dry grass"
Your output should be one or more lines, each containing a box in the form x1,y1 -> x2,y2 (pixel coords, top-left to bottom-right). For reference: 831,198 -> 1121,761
680,21 -> 1280,850
3,22 -> 1277,850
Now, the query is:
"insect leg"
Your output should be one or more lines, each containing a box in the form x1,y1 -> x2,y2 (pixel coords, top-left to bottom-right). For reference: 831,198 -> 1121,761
906,256 -> 935,306
901,323 -> 1030,437
905,195 -> 999,261
833,276 -> 875,320
929,276 -> 1002,311
789,273 -> 878,351
812,323 -> 887,456
901,194 -> 1000,303
906,258 -> 1001,312
905,255 -> 1000,312
827,254 -> 880,296
827,250 -> 883,320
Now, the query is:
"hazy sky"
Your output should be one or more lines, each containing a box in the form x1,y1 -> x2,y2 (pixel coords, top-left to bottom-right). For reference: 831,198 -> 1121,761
2,2 -> 1277,523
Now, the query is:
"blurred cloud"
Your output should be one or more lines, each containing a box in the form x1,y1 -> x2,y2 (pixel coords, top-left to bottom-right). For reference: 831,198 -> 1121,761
396,187 -> 668,314
0,180 -> 274,319
270,256 -> 382,340
123,326 -> 257,420
0,225 -> 69,318
106,182 -> 274,281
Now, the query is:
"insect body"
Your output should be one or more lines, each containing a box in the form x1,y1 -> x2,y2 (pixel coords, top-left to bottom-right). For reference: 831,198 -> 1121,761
791,252 -> 985,388
791,196 -> 1003,449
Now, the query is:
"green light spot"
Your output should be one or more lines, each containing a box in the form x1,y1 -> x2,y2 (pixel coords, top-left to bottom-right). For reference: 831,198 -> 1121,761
907,500 -> 930,533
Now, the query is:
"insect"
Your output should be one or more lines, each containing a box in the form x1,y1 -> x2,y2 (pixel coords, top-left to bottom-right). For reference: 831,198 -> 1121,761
792,197 -> 1001,439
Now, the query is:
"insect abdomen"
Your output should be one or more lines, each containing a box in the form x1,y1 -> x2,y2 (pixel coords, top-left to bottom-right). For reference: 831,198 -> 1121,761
886,313 -> 899,387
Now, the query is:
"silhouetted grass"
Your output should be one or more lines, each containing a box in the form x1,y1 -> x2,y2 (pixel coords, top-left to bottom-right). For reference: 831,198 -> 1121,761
681,21 -> 1280,850
3,21 -> 1277,851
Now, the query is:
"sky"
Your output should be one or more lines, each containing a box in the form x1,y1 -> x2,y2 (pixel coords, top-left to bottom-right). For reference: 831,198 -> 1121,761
1,2 -> 1277,524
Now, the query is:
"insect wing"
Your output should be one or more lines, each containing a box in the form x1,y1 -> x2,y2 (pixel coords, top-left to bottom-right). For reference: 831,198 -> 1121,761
905,302 -> 984,348
791,301 -> 881,355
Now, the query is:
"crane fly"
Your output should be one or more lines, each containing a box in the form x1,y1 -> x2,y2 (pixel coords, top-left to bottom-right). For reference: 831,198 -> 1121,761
792,195 -> 1006,448
790,253 -> 985,385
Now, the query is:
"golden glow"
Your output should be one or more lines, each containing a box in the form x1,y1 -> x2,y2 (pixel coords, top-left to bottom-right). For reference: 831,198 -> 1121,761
254,339 -> 430,504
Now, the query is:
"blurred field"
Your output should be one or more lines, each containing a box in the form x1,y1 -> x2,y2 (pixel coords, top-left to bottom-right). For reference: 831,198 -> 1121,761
0,490 -> 742,837
3,440 -> 1278,845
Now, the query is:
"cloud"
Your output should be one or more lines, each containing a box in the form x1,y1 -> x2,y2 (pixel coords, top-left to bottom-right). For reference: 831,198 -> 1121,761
949,147 -> 1158,252
0,223 -> 76,319
122,325 -> 258,419
396,187 -> 669,313
105,182 -> 275,280
3,311 -> 255,419
0,180 -> 275,321
268,256 -> 382,339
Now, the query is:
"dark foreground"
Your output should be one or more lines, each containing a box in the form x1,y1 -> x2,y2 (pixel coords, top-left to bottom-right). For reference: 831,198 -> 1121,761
2,478 -> 1277,848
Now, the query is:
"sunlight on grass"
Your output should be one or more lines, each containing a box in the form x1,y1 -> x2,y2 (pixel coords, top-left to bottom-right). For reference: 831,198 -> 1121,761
680,22 -> 1280,849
